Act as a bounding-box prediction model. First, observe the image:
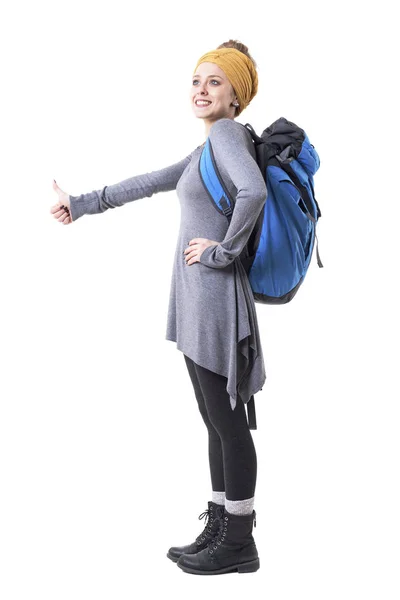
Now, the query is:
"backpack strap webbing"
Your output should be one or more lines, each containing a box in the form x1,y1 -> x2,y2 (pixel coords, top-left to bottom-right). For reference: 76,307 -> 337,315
246,395 -> 257,430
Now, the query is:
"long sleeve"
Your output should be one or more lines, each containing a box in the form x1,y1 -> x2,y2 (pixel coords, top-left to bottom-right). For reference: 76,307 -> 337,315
69,149 -> 195,221
198,118 -> 267,269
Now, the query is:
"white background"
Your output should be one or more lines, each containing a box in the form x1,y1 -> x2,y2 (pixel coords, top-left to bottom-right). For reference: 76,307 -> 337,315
1,0 -> 399,598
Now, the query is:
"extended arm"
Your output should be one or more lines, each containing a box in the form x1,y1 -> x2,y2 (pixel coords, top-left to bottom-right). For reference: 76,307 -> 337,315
199,119 -> 267,269
69,149 -> 195,221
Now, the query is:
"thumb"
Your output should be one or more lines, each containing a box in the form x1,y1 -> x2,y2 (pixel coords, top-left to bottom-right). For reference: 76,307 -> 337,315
52,179 -> 67,197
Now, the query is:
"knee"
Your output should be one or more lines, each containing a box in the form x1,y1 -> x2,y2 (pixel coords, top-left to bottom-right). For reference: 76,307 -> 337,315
206,403 -> 248,438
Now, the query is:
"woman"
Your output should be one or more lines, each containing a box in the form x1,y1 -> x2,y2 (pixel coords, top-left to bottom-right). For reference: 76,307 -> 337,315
50,40 -> 267,576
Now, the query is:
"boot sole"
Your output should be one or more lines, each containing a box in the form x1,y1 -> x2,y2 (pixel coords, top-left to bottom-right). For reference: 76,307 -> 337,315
176,557 -> 260,575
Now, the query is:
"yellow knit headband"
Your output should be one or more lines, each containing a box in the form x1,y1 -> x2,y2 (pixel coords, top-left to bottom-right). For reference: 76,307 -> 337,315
193,47 -> 258,117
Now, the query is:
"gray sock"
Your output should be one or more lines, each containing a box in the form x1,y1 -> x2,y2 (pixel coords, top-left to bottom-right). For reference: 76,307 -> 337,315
225,497 -> 254,515
211,490 -> 225,505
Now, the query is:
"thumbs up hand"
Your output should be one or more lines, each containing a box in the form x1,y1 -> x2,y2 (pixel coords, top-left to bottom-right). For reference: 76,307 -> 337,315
50,179 -> 73,224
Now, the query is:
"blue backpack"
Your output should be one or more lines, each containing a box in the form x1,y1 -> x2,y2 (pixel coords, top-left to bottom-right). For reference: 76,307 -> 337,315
199,117 -> 323,430
199,117 -> 323,304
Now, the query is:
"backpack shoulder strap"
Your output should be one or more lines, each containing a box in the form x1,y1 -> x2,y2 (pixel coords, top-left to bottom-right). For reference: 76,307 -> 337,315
199,138 -> 235,221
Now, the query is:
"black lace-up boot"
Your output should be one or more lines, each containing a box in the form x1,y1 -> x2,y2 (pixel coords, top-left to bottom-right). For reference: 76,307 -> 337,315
167,502 -> 225,563
176,508 -> 259,575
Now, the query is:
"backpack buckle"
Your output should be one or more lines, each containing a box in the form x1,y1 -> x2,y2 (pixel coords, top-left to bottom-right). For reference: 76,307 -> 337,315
220,196 -> 233,219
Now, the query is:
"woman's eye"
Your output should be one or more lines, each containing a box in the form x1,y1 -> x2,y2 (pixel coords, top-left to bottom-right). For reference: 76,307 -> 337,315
192,79 -> 219,85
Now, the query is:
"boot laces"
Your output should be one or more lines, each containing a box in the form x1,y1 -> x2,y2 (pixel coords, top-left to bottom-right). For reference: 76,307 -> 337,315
207,508 -> 227,554
195,506 -> 216,544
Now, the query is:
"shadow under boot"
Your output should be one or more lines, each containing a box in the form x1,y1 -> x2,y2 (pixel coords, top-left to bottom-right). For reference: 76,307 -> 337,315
167,502 -> 225,563
177,508 -> 259,575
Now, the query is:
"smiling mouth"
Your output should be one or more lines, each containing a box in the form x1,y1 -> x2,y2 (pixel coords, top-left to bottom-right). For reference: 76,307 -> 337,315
195,100 -> 212,107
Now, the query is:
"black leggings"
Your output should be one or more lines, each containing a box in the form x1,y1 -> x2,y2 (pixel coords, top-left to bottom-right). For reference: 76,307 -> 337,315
183,354 -> 257,501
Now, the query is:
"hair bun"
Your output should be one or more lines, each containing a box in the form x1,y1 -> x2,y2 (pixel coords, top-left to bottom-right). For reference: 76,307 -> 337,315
217,39 -> 257,69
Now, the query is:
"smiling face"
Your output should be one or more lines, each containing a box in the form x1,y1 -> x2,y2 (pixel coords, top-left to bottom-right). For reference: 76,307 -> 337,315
190,62 -> 238,134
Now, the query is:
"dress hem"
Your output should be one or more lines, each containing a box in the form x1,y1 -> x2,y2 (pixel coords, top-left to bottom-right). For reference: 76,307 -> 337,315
165,336 -> 266,404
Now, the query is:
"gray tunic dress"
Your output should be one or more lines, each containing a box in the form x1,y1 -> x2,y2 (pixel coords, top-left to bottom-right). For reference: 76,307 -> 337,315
69,117 -> 267,414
